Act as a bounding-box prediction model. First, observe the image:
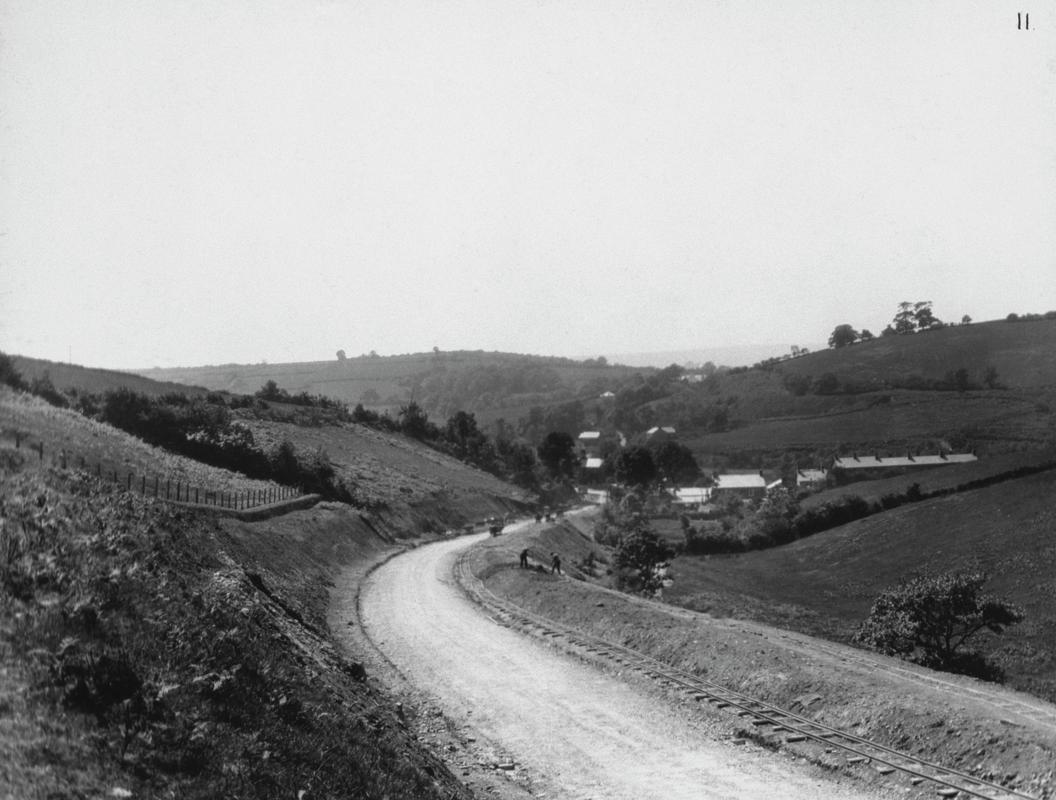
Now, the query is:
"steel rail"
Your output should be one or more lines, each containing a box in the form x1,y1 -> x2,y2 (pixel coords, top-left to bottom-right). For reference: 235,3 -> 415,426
454,554 -> 1038,800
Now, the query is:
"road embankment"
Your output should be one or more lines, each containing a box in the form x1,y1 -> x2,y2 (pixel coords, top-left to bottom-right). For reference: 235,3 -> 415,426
465,516 -> 1056,800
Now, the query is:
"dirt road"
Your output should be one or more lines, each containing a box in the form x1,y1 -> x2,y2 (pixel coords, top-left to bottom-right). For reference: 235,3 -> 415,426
359,532 -> 884,800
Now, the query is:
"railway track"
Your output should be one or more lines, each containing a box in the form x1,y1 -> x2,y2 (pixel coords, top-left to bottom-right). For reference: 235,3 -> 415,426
455,554 -> 1039,800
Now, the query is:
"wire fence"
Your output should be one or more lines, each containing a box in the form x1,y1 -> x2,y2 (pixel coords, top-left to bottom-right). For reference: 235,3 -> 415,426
2,428 -> 302,511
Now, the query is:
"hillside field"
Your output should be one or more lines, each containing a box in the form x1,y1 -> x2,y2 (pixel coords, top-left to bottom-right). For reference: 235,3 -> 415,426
236,415 -> 530,529
139,350 -> 644,419
663,468 -> 1056,702
13,355 -> 208,397
0,388 -> 286,498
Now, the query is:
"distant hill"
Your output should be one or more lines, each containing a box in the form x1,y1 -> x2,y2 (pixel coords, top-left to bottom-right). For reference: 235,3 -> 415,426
13,354 -> 208,397
603,342 -> 825,369
779,319 -> 1056,389
641,319 -> 1056,465
137,350 -> 649,423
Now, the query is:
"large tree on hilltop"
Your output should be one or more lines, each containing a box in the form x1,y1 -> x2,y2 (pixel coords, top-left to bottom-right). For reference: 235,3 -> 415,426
828,324 -> 860,349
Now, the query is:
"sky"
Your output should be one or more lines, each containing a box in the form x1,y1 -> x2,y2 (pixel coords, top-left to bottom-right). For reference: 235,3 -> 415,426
1,0 -> 1054,370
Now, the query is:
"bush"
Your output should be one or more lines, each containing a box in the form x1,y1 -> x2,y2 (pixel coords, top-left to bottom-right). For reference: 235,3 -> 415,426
613,527 -> 673,596
853,571 -> 1023,681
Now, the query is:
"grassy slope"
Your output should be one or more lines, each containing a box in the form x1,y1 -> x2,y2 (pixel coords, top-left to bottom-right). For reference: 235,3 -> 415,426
1,388 -> 287,497
674,320 -> 1056,457
241,415 -> 531,529
138,350 -> 641,411
1,366 -> 536,798
13,355 -> 208,397
664,469 -> 1056,701
780,318 -> 1056,389
0,466 -> 473,800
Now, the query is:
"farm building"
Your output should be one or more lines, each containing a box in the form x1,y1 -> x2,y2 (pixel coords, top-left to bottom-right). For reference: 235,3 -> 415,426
645,426 -> 677,442
582,488 -> 609,504
796,468 -> 828,488
711,473 -> 767,500
831,453 -> 977,484
577,431 -> 602,458
672,487 -> 711,509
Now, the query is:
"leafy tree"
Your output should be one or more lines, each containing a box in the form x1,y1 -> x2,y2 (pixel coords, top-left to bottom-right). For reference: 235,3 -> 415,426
537,431 -> 576,477
398,401 -> 436,440
652,441 -> 699,484
961,315 -> 972,325
613,526 -> 674,596
828,324 -> 859,349
444,410 -> 488,462
859,329 -> 875,342
0,351 -> 25,390
983,365 -> 1001,389
944,367 -> 972,392
813,372 -> 840,395
913,301 -> 941,330
29,372 -> 68,407
612,446 -> 657,488
256,380 -> 285,402
336,349 -> 347,361
884,301 -> 942,335
853,571 -> 1023,680
891,301 -> 917,335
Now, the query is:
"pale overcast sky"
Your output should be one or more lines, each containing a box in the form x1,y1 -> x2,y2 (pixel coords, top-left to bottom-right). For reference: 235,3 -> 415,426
1,1 -> 1054,369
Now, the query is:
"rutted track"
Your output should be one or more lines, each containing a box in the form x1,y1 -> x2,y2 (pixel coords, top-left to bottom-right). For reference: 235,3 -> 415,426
456,554 -> 1040,800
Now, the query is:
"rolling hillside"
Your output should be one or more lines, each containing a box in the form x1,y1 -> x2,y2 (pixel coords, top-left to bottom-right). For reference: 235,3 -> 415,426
138,350 -> 646,421
13,355 -> 209,397
779,318 -> 1056,389
650,319 -> 1056,464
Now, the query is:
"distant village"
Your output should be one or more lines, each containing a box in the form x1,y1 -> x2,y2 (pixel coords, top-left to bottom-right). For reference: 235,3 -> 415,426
574,423 -> 977,511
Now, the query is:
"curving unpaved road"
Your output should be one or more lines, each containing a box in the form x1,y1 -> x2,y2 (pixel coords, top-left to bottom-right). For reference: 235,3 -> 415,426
359,532 -> 884,800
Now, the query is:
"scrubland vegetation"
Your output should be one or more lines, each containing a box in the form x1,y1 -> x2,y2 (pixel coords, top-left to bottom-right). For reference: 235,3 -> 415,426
0,467 -> 469,799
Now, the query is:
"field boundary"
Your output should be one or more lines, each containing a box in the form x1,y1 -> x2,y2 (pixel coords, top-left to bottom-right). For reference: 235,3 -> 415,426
1,427 -> 306,514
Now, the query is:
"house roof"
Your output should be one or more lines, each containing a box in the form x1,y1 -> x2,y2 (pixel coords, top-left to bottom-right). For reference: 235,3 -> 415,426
577,431 -> 601,441
646,426 -> 676,436
600,391 -> 615,398
715,474 -> 767,489
584,457 -> 604,469
797,469 -> 827,483
834,453 -> 977,470
674,487 -> 710,502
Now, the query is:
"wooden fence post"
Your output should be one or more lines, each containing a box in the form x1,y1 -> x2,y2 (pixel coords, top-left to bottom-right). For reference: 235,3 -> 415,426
176,481 -> 181,502
127,473 -> 132,490
141,475 -> 146,494
37,442 -> 44,462
154,476 -> 159,496
195,487 -> 199,504
166,480 -> 170,500
14,432 -> 20,449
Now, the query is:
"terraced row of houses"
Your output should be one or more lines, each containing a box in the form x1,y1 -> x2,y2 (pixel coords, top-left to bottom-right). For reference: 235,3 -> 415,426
574,425 -> 977,510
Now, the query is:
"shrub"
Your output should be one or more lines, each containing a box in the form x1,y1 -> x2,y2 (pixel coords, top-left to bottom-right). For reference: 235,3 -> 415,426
853,570 -> 1023,681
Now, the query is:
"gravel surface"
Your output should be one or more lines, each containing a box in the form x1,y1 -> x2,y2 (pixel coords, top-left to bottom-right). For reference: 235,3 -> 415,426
357,531 -> 887,800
